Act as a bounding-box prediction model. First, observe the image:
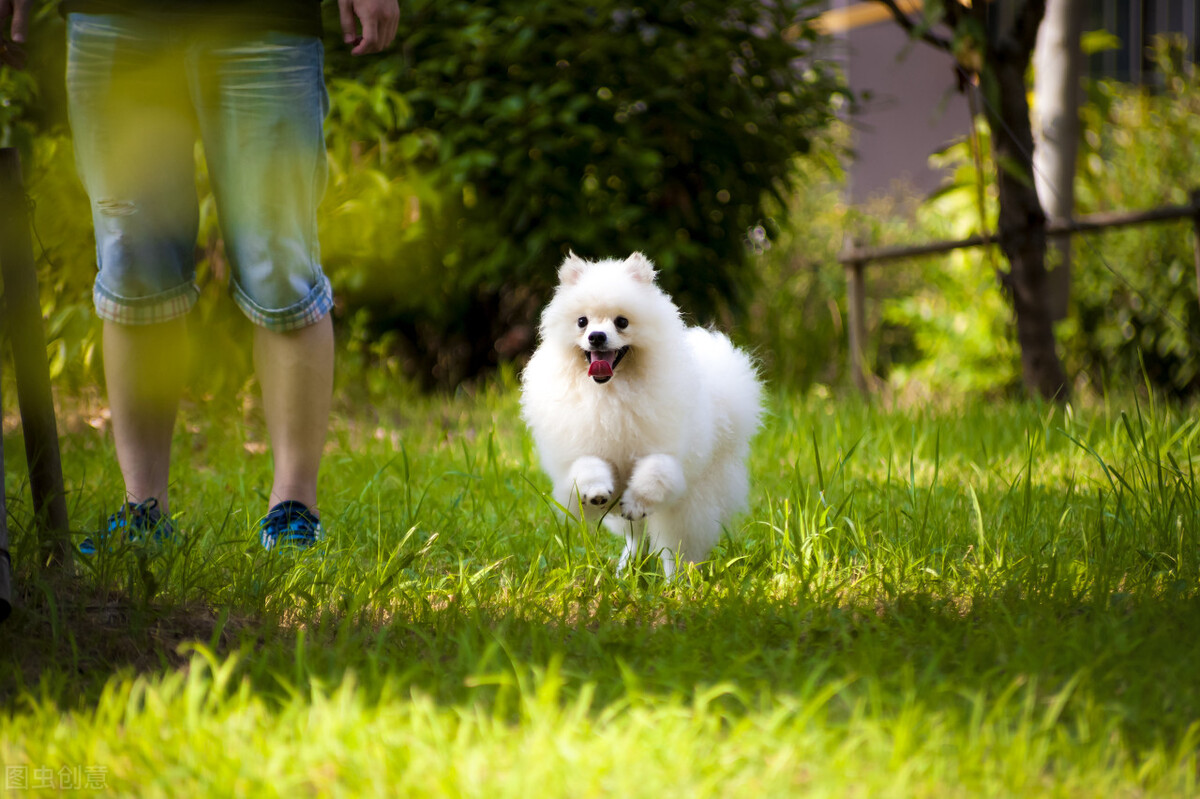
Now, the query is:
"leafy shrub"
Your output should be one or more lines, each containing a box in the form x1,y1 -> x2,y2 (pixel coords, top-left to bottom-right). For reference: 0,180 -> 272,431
23,133 -> 102,389
0,13 -> 97,389
750,111 -> 1021,397
874,120 -> 1023,397
316,75 -> 489,387
0,67 -> 38,157
322,0 -> 847,386
741,139 -> 851,389
1068,37 -> 1200,397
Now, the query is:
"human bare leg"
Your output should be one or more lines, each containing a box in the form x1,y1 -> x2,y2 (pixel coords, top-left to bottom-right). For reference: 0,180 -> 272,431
103,317 -> 189,513
254,313 -> 334,514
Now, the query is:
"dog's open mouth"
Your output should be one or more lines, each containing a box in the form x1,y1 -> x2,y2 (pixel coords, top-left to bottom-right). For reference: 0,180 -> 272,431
584,347 -> 629,384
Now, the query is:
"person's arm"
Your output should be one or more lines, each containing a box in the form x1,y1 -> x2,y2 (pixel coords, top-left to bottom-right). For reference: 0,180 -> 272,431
337,0 -> 400,56
0,0 -> 31,69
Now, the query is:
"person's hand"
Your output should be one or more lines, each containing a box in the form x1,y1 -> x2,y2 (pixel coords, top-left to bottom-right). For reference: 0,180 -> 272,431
0,0 -> 31,69
338,0 -> 399,56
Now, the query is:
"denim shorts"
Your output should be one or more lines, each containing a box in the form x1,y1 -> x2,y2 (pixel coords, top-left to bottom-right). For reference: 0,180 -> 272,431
66,13 -> 333,331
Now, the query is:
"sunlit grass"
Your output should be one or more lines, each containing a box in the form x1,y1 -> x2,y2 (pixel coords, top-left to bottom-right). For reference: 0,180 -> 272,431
4,377 -> 1200,796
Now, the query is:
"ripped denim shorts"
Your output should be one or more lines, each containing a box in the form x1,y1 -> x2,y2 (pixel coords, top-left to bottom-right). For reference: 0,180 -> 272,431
66,13 -> 333,331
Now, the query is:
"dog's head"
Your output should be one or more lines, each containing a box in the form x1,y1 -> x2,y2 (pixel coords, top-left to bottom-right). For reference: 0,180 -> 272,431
540,251 -> 679,385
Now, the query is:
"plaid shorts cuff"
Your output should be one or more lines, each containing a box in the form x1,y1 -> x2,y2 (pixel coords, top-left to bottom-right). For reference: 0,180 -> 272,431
93,280 -> 199,326
232,274 -> 333,332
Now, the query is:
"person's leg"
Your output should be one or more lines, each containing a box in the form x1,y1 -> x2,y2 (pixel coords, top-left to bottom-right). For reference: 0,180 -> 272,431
254,314 -> 333,512
104,318 -> 189,513
66,14 -> 200,526
188,30 -> 333,527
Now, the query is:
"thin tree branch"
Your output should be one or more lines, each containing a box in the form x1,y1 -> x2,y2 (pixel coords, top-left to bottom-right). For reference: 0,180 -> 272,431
872,0 -> 953,52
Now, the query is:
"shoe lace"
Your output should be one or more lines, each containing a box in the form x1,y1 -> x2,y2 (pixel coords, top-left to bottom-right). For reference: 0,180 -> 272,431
111,498 -> 158,529
113,498 -> 173,540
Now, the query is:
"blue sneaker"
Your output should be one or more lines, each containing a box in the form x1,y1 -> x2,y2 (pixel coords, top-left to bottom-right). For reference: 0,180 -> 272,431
259,500 -> 322,551
80,498 -> 176,555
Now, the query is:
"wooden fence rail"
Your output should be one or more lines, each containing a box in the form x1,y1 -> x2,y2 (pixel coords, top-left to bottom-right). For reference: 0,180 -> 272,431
838,189 -> 1200,393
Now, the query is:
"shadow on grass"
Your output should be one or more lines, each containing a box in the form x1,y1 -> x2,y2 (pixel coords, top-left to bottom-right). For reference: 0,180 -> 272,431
3,552 -> 1199,756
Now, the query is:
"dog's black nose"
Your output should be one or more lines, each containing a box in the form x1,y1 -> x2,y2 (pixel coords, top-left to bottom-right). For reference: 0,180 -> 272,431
588,331 -> 607,347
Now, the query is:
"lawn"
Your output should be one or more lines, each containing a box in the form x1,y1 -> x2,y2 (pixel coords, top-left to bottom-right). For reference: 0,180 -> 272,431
3,377 -> 1200,797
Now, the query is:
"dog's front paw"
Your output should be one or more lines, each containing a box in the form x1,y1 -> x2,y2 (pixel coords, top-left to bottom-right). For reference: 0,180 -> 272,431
578,479 -> 614,508
620,492 -> 652,521
619,454 -> 683,521
562,456 -> 617,513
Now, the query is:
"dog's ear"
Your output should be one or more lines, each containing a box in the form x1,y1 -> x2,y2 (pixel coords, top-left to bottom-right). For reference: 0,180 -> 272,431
558,251 -> 589,286
625,252 -> 656,283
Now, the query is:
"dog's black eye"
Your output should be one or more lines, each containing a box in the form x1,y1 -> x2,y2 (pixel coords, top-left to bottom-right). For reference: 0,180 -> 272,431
577,316 -> 588,329
614,316 -> 629,330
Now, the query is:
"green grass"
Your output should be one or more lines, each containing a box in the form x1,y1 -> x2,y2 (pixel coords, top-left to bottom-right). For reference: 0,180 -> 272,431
4,376 -> 1200,797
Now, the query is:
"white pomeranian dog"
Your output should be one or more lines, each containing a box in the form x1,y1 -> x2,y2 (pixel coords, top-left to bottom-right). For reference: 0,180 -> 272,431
520,251 -> 763,578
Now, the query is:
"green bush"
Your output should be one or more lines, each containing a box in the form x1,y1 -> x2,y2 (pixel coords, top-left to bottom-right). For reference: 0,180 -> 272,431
874,120 -> 1022,397
316,74 -> 485,387
0,67 -> 37,157
741,139 -> 851,389
749,115 -> 1021,397
1068,37 -> 1200,397
23,133 -> 103,390
322,0 -> 847,386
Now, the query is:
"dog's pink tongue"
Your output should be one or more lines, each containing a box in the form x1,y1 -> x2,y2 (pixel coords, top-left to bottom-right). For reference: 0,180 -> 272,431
588,359 -> 613,379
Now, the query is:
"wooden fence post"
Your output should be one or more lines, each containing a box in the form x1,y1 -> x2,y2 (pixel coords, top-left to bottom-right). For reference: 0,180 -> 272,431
843,241 -> 869,395
0,147 -> 71,571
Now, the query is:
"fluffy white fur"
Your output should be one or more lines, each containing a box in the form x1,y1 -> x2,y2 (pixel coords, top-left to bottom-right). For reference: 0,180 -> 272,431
520,252 -> 763,578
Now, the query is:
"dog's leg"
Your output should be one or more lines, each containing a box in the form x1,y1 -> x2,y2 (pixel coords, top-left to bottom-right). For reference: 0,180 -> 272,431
559,456 -> 616,515
617,531 -> 638,574
658,547 -> 677,581
621,454 -> 686,521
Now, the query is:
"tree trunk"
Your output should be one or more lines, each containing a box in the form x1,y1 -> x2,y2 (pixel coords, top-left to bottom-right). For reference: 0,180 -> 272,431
1032,0 -> 1085,321
983,36 -> 1071,401
873,0 -> 1070,399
